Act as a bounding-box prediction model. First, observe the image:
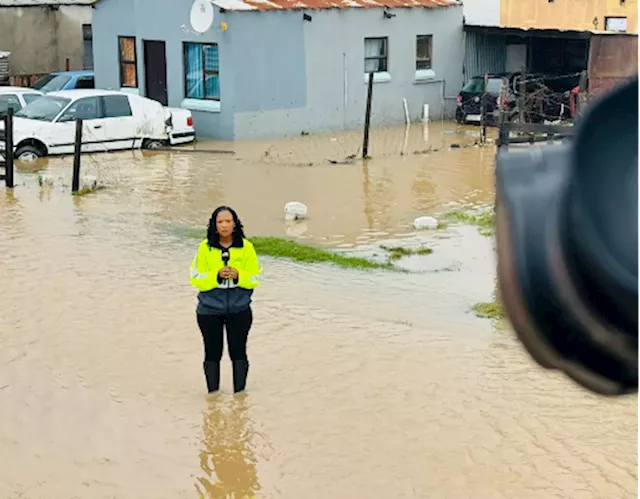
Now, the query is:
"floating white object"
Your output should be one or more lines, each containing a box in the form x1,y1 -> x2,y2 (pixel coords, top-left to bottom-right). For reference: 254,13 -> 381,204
423,104 -> 430,123
190,0 -> 214,34
403,98 -> 410,125
413,216 -> 438,230
284,201 -> 308,221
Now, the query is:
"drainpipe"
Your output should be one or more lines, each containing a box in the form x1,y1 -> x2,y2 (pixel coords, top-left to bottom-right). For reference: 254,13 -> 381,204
342,52 -> 347,130
462,29 -> 467,83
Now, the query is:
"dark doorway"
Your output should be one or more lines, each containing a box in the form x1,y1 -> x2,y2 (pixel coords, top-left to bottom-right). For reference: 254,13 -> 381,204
143,40 -> 168,106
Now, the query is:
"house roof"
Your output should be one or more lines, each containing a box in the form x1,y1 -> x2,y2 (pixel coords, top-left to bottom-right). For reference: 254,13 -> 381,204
213,0 -> 458,12
0,0 -> 94,5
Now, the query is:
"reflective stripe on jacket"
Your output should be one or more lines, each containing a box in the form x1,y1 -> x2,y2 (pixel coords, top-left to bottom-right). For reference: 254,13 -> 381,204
190,238 -> 261,315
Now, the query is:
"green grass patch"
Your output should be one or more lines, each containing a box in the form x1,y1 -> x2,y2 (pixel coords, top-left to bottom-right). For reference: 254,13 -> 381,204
380,245 -> 433,261
183,231 -> 395,271
472,301 -> 506,319
72,185 -> 105,197
252,237 -> 394,270
442,210 -> 495,236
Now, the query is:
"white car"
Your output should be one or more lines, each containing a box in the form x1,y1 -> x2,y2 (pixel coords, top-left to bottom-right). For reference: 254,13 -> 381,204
0,89 -> 195,162
0,86 -> 43,115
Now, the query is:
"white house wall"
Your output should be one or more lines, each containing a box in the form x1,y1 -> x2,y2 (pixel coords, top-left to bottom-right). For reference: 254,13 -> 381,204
462,0 -> 500,27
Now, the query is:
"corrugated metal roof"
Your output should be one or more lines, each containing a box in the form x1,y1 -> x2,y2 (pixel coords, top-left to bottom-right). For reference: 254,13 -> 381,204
0,0 -> 94,6
213,0 -> 458,12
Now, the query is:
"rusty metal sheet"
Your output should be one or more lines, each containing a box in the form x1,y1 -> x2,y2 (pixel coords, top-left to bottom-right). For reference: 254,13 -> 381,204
588,34 -> 638,98
213,0 -> 457,11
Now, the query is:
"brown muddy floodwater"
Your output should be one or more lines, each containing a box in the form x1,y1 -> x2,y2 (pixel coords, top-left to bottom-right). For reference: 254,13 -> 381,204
0,123 -> 636,499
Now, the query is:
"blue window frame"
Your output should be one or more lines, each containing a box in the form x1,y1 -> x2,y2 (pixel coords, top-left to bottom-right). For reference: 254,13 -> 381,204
183,42 -> 220,100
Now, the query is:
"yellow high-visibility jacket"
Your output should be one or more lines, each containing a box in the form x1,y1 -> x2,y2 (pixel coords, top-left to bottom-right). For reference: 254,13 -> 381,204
190,238 -> 261,315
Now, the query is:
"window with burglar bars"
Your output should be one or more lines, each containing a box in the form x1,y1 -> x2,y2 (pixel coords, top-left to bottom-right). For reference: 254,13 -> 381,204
416,35 -> 433,70
364,37 -> 388,73
118,36 -> 137,88
183,42 -> 220,100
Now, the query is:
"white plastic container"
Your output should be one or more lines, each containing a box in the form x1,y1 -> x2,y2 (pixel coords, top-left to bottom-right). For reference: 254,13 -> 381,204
413,216 -> 438,230
284,201 -> 308,221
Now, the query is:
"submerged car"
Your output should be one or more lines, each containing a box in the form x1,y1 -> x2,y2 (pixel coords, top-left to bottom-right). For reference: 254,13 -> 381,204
0,89 -> 195,161
32,70 -> 95,93
0,86 -> 42,116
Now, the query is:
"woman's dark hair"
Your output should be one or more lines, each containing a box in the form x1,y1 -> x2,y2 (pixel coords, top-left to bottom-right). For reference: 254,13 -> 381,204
207,206 -> 246,248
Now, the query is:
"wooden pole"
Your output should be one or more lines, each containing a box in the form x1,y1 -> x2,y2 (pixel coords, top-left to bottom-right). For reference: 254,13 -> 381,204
576,70 -> 588,117
5,107 -> 14,188
362,72 -> 374,159
518,77 -> 526,124
498,77 -> 509,149
72,118 -> 83,193
480,73 -> 488,144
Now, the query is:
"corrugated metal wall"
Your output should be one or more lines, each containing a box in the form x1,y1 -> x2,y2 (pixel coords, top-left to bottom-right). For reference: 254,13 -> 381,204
463,30 -> 507,81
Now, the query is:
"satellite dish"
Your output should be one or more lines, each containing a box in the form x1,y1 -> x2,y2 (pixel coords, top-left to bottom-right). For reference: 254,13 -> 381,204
190,0 -> 214,34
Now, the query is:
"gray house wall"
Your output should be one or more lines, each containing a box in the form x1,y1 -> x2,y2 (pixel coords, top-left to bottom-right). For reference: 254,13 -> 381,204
93,0 -> 464,140
0,5 -> 92,74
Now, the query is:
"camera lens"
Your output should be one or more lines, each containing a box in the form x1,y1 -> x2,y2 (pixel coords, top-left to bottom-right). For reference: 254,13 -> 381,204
562,78 -> 638,334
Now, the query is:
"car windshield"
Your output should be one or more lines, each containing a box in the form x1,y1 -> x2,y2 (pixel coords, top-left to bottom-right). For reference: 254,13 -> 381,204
23,93 -> 41,105
462,77 -> 503,94
33,74 -> 71,93
15,96 -> 71,122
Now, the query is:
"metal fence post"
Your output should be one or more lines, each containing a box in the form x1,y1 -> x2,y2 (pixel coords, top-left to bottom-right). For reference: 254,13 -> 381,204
5,108 -> 14,188
362,72 -> 374,159
71,118 -> 83,193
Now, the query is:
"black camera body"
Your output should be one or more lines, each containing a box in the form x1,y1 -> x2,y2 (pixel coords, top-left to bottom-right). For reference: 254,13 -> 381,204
495,77 -> 638,396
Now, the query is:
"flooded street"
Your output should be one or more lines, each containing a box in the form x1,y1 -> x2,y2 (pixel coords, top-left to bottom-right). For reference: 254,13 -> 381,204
0,123 -> 636,499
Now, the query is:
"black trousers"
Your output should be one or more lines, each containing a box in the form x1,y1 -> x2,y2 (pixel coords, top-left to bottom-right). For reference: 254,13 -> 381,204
197,308 -> 253,362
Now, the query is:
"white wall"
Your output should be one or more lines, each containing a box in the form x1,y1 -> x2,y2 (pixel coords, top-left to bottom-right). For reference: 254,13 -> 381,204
462,0 -> 500,26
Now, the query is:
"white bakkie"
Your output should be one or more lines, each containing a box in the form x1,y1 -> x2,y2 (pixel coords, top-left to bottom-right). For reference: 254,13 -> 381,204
0,89 -> 196,162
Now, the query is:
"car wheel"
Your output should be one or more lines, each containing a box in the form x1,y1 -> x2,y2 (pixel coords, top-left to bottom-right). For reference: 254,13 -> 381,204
15,145 -> 43,163
143,139 -> 165,150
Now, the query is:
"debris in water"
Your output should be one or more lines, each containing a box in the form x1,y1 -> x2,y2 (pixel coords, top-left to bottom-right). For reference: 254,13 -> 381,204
328,153 -> 356,165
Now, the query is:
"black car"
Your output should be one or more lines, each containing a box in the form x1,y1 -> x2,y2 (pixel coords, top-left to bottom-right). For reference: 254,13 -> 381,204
456,73 -> 518,125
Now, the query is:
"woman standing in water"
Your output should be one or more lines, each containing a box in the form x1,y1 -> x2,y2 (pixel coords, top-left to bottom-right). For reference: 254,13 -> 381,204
190,206 -> 262,393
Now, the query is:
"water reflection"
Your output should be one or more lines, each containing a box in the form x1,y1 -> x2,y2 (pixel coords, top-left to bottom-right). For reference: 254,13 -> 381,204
196,395 -> 261,499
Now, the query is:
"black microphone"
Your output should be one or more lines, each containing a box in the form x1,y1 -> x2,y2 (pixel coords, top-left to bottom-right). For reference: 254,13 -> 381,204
221,249 -> 230,285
